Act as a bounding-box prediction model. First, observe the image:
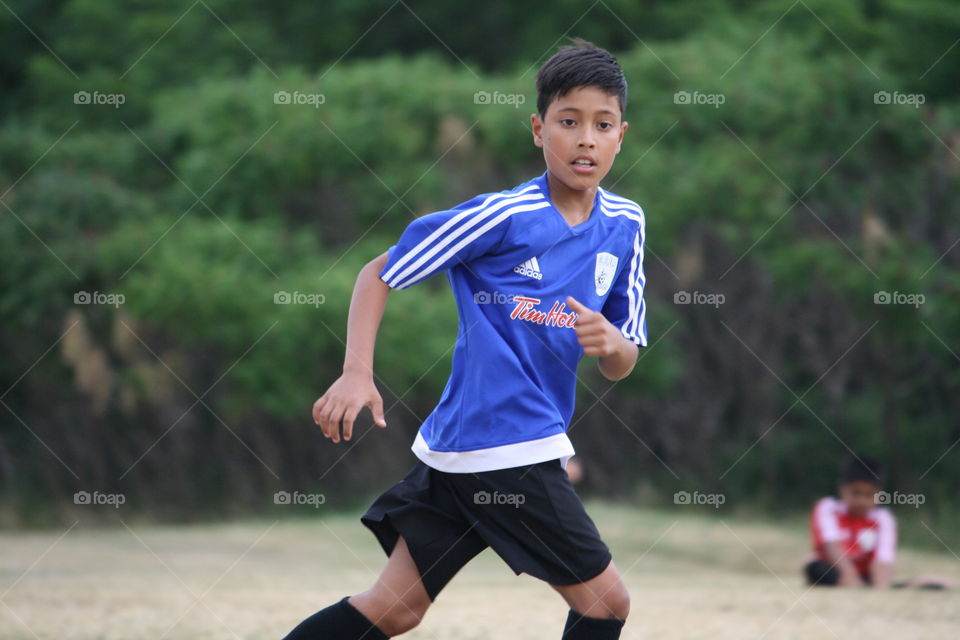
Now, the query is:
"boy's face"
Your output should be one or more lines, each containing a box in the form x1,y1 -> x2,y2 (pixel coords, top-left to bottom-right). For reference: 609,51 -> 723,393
531,86 -> 627,192
839,480 -> 881,517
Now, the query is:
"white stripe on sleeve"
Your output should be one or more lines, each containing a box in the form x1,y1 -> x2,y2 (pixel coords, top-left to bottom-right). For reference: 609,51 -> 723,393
394,200 -> 550,289
600,194 -> 647,344
381,185 -> 540,286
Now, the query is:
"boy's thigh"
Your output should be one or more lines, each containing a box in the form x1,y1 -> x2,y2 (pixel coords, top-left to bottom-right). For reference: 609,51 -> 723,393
360,462 -> 490,601
350,536 -> 433,635
369,536 -> 431,608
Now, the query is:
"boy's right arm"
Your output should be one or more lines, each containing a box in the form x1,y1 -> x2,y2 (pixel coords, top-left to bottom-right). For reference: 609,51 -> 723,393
313,191 -> 509,441
312,251 -> 391,443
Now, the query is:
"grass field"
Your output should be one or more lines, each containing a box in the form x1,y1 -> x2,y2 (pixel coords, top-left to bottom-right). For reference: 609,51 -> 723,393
1,502 -> 957,639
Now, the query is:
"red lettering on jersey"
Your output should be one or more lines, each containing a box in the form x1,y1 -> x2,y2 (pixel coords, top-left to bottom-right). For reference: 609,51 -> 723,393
510,296 -> 540,320
509,296 -> 578,329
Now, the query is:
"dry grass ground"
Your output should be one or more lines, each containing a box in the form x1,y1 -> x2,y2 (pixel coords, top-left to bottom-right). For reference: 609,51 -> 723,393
1,502 -> 957,639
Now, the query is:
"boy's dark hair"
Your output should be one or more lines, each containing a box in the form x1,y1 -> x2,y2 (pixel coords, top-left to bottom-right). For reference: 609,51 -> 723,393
535,38 -> 627,119
839,455 -> 886,487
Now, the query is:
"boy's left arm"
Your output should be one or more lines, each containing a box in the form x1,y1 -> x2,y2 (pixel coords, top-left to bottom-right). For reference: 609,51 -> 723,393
566,296 -> 638,380
870,509 -> 898,588
870,561 -> 893,588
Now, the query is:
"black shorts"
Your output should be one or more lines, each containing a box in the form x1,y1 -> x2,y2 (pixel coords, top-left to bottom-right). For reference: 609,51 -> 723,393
360,458 -> 612,601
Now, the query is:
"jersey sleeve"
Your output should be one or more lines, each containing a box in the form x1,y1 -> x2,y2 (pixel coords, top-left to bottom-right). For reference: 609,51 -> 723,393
379,189 -> 545,290
601,225 -> 648,346
874,509 -> 897,564
812,498 -> 843,544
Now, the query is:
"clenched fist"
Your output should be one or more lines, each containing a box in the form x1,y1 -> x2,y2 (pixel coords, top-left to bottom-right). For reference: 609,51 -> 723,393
566,296 -> 622,357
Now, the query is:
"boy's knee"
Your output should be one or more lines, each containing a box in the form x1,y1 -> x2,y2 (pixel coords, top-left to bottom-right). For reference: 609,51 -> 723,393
557,573 -> 631,621
377,601 -> 429,636
604,582 -> 630,620
577,587 -> 629,621
351,588 -> 431,637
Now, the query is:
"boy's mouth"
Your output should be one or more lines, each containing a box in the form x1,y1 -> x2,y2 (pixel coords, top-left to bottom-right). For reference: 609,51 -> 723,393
570,156 -> 597,174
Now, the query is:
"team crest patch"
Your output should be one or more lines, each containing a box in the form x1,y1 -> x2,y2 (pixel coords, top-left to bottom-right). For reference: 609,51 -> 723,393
594,252 -> 618,296
856,528 -> 877,551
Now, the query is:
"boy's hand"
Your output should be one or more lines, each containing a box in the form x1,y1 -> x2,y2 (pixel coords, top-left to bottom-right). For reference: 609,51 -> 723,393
566,296 -> 621,357
313,370 -> 386,443
839,568 -> 866,587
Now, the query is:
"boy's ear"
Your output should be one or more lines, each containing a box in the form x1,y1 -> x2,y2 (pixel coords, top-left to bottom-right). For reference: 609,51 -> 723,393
616,120 -> 628,154
531,113 -> 543,148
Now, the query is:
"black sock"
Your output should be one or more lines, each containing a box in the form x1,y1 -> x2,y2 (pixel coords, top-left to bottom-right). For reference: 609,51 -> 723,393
282,596 -> 389,640
561,608 -> 624,640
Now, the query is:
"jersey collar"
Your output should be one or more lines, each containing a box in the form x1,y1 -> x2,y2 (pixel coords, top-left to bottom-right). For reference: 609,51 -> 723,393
534,171 -> 601,235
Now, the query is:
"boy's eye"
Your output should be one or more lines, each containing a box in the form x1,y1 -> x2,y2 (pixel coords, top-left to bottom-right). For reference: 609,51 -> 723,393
598,122 -> 613,130
560,118 -> 576,126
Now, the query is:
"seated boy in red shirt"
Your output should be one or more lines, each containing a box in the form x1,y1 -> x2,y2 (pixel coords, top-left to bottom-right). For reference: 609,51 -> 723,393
805,456 -> 895,587
805,455 -> 954,590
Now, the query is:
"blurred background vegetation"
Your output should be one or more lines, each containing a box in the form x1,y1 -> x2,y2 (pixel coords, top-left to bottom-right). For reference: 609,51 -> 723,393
1,0 -> 958,549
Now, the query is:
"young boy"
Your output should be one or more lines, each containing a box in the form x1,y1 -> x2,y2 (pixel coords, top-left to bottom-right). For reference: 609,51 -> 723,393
286,40 -> 647,639
805,456 -> 896,587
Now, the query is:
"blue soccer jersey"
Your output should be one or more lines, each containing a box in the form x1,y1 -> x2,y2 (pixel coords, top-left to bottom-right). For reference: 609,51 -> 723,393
379,171 -> 647,472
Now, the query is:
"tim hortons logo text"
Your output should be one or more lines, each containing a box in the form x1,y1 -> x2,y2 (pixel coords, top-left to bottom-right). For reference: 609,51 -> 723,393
509,296 -> 578,329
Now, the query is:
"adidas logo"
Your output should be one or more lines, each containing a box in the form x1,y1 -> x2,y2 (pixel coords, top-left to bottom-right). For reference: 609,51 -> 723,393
513,256 -> 543,280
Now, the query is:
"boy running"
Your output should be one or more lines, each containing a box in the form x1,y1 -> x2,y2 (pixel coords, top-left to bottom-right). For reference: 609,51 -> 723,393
285,39 -> 647,639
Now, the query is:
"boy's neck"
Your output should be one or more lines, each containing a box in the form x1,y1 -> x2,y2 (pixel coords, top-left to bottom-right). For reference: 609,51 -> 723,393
546,171 -> 597,227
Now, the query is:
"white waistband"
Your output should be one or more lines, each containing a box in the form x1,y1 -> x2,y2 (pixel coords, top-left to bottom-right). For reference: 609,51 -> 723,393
411,430 -> 575,473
